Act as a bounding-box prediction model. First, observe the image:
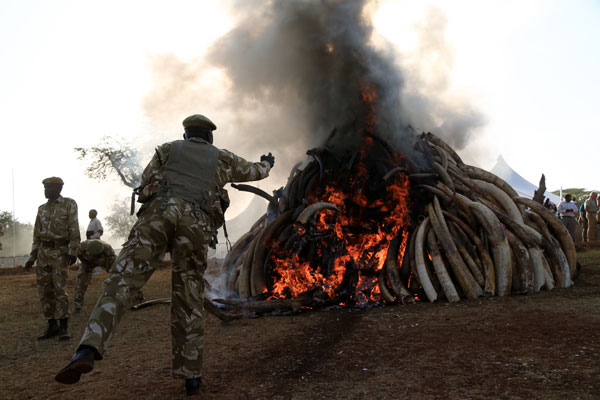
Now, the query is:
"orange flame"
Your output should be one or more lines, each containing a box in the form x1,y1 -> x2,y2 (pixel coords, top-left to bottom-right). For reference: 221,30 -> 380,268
268,81 -> 411,306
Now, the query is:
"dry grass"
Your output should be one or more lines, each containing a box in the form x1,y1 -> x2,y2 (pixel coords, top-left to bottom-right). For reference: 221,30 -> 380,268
1,252 -> 600,399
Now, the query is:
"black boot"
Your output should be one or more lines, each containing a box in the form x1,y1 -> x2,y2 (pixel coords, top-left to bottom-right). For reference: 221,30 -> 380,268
37,319 -> 59,340
57,318 -> 71,341
185,377 -> 203,396
55,345 -> 97,384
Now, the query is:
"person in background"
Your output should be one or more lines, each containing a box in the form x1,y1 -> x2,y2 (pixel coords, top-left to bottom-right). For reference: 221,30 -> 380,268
544,198 -> 558,215
25,177 -> 80,341
584,192 -> 599,241
579,201 -> 588,241
86,209 -> 103,239
557,194 -> 579,241
73,240 -> 115,314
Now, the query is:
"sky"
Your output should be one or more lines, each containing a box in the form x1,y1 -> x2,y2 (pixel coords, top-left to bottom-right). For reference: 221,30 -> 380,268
1,0 -> 599,239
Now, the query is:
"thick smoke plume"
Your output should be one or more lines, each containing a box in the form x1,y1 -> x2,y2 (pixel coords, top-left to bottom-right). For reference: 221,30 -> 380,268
208,0 -> 421,160
143,0 -> 484,179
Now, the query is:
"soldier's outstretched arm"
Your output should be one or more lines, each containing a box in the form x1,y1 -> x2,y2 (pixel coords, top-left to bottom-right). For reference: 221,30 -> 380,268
219,149 -> 272,183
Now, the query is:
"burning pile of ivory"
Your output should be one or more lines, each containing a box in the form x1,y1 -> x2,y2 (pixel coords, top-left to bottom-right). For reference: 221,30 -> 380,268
214,131 -> 576,315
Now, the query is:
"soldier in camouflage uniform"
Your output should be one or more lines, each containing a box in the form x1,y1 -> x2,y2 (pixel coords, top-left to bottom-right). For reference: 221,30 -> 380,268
56,114 -> 275,396
25,177 -> 80,341
73,240 -> 116,313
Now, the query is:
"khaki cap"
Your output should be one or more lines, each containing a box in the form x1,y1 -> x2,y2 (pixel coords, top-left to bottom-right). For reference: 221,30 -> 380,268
42,177 -> 64,185
182,114 -> 217,130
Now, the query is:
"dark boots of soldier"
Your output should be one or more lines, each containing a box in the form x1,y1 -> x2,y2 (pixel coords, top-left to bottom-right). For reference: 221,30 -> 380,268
185,377 -> 203,396
55,345 -> 97,384
57,318 -> 71,341
37,319 -> 59,340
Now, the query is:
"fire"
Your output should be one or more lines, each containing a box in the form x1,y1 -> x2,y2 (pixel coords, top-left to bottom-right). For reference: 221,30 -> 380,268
268,124 -> 411,305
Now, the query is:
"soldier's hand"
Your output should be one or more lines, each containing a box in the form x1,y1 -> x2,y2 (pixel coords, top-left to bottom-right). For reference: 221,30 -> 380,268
260,152 -> 275,168
24,261 -> 34,271
67,255 -> 77,266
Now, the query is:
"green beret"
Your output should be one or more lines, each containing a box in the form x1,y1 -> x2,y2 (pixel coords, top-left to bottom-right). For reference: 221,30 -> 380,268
182,114 -> 217,130
85,240 -> 104,256
42,177 -> 64,185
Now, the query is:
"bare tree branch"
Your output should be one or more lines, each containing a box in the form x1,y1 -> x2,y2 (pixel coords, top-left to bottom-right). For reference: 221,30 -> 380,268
74,136 -> 142,189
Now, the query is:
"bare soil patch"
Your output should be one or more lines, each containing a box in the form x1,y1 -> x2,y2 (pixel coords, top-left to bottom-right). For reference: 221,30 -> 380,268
1,253 -> 599,399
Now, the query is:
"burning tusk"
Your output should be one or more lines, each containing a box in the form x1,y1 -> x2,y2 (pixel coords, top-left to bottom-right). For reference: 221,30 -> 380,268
295,202 -> 340,224
385,236 -> 415,304
383,166 -> 406,182
378,270 -> 396,303
250,210 -> 293,296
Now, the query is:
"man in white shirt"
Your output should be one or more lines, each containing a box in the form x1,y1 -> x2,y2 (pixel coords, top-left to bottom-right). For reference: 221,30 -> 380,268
86,210 -> 103,240
558,194 -> 579,241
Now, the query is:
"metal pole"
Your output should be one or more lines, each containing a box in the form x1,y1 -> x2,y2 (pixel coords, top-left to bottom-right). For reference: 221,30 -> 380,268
12,169 -> 16,266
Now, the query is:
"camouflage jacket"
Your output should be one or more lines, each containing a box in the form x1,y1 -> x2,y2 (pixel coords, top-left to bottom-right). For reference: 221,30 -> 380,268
78,240 -> 116,271
28,195 -> 81,262
137,138 -> 271,223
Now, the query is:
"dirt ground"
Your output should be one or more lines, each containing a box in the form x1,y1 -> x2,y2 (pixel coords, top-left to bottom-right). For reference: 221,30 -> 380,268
1,250 -> 600,400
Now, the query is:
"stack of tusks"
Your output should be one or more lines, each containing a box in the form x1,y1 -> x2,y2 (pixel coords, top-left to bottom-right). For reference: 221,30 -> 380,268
410,132 -> 575,303
216,131 -> 576,313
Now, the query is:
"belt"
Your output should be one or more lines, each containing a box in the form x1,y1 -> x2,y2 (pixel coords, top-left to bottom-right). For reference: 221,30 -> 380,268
562,215 -> 576,218
41,239 -> 70,248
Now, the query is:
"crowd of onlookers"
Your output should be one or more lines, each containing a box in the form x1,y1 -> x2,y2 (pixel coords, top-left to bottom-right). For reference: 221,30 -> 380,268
548,191 -> 599,242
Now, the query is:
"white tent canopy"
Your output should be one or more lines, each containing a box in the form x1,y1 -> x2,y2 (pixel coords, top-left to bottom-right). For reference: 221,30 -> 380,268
490,155 -> 561,205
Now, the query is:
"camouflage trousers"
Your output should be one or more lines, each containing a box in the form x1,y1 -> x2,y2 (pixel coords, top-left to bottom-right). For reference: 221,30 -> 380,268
79,196 -> 212,379
74,262 -> 121,309
35,248 -> 70,320
73,262 -> 94,309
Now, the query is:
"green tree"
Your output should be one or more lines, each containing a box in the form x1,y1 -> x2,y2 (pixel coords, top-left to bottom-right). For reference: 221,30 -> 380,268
0,211 -> 34,256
